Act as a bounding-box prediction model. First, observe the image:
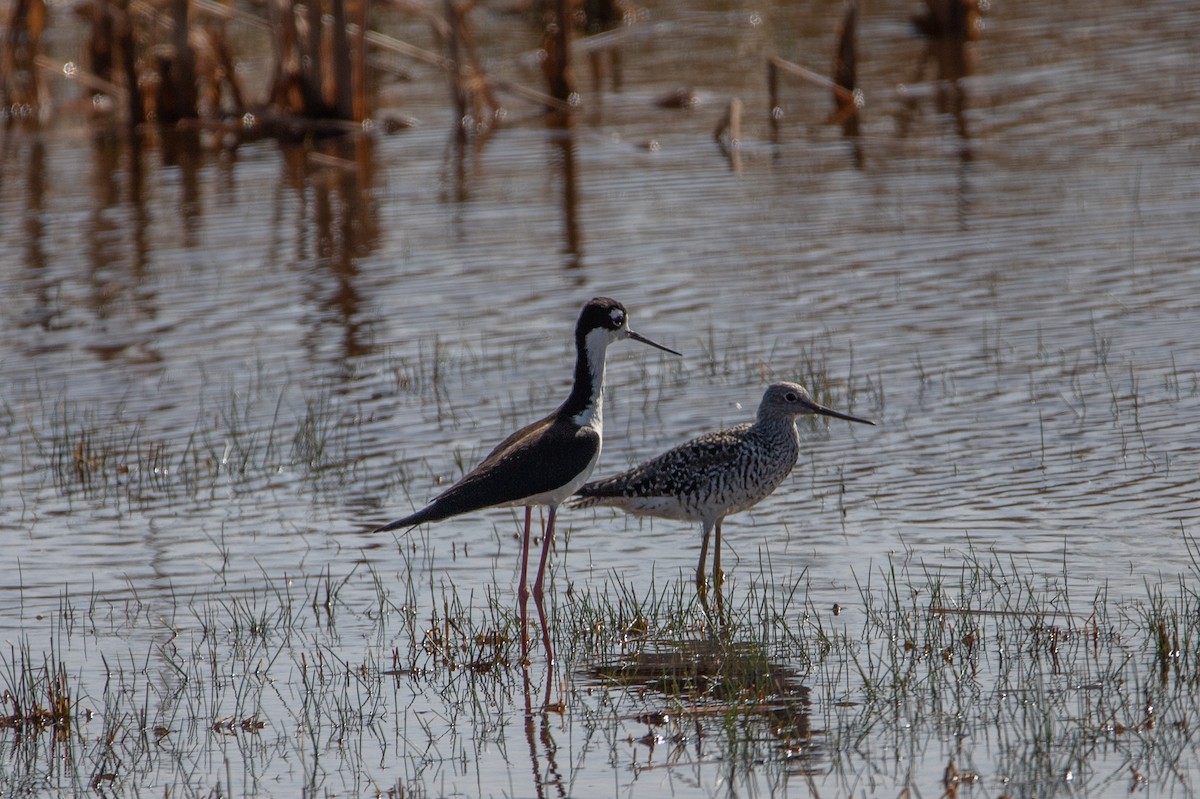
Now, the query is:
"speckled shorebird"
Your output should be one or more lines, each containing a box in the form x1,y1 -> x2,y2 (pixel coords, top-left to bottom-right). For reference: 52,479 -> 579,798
373,297 -> 680,662
569,382 -> 874,606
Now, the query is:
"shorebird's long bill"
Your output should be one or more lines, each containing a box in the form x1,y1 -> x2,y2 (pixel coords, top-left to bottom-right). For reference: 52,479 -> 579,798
814,403 -> 876,426
628,329 -> 682,357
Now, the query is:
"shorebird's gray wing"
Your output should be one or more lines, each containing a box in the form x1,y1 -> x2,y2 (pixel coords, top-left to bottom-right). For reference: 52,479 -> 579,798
574,424 -> 753,503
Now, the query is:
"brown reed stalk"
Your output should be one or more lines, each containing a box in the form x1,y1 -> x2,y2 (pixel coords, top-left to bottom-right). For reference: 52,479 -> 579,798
350,0 -> 368,122
831,2 -> 857,125
1,0 -> 47,119
329,0 -> 353,119
912,0 -> 980,40
541,0 -> 573,123
582,0 -> 626,94
713,97 -> 743,171
444,0 -> 500,139
160,0 -> 197,121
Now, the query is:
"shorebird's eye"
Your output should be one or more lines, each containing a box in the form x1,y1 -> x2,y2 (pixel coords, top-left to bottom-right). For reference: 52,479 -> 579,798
610,310 -> 625,327
785,392 -> 798,402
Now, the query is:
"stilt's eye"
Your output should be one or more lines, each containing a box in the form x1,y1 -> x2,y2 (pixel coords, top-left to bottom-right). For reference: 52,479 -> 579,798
610,309 -> 625,327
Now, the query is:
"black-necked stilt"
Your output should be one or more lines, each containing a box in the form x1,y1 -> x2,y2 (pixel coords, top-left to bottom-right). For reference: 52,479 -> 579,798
568,382 -> 873,608
374,297 -> 680,661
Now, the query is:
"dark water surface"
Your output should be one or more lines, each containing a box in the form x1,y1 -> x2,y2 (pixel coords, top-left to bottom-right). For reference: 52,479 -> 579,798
2,0 -> 1199,796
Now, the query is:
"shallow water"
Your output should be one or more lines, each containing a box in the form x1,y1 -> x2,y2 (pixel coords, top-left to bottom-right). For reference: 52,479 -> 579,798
2,0 -> 1200,796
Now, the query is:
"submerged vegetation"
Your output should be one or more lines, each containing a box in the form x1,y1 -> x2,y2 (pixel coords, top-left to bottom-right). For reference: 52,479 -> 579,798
15,374 -> 369,508
3,544 -> 1198,796
2,325 -> 879,515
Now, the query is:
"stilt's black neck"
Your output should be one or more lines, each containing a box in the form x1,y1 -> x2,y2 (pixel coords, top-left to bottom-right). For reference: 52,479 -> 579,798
559,325 -> 606,423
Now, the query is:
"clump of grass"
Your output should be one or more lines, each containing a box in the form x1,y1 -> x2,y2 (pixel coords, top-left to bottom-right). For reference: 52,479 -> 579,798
562,568 -> 828,786
18,376 -> 370,509
848,546 -> 1116,704
563,573 -> 695,656
288,388 -> 372,493
0,639 -> 77,742
1136,531 -> 1200,687
410,582 -> 513,677
564,559 -> 818,696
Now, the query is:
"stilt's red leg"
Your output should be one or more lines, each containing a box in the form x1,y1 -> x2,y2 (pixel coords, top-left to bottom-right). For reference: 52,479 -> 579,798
517,506 -> 533,664
532,506 -> 558,665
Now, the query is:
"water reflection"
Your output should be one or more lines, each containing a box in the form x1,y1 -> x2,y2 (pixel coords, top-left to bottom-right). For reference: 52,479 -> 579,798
15,137 -> 52,330
289,136 -> 380,365
159,128 -> 204,247
441,133 -> 472,205
898,8 -> 977,227
440,116 -> 584,269
832,2 -> 863,169
549,127 -> 582,269
86,129 -> 157,340
523,668 -> 568,799
11,121 -> 386,372
584,635 -> 821,781
899,31 -> 974,154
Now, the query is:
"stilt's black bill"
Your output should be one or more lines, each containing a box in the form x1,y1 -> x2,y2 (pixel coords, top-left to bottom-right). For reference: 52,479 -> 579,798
628,329 -> 682,357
